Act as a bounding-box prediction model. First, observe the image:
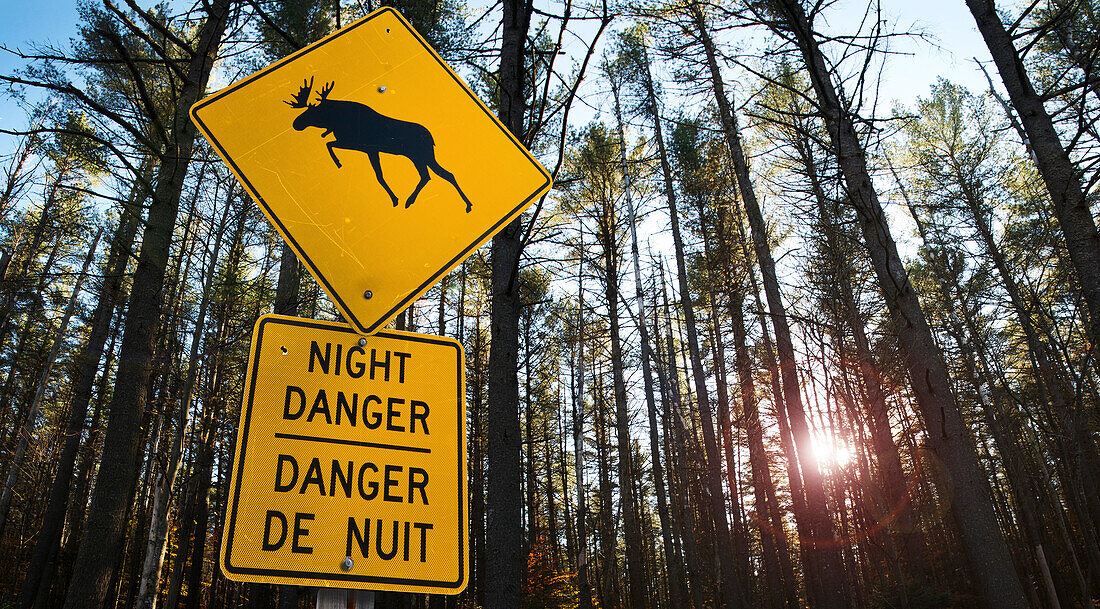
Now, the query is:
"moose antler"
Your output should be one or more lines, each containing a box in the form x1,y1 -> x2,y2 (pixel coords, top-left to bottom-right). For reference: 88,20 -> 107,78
317,81 -> 334,103
286,77 -> 315,108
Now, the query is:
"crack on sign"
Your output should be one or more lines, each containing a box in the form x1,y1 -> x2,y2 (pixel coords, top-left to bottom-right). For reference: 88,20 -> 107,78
263,167 -> 367,271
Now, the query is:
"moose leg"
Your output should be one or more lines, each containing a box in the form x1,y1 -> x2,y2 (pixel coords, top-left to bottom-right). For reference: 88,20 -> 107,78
429,159 -> 473,213
405,163 -> 431,209
325,141 -> 343,168
366,151 -> 400,207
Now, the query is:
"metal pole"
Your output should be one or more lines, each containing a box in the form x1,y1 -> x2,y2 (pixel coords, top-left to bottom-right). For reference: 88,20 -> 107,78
316,588 -> 375,609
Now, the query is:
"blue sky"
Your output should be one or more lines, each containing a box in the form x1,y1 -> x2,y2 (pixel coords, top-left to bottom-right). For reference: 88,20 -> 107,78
858,0 -> 993,109
0,0 -> 79,131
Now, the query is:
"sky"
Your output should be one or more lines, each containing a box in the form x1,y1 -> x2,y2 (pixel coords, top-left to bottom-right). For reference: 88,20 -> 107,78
848,0 -> 994,109
0,0 -> 999,164
0,0 -> 79,131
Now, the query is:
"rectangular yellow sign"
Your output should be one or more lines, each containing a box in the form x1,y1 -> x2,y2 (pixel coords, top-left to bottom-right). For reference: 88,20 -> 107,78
221,315 -> 467,592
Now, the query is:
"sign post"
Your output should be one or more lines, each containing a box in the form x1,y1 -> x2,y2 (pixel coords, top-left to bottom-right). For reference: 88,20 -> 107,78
191,7 -> 551,335
221,315 -> 467,594
316,589 -> 374,609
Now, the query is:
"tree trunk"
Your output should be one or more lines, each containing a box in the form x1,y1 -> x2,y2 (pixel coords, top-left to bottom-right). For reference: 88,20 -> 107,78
573,228 -> 593,609
485,0 -> 531,606
728,286 -> 798,609
966,0 -> 1100,361
0,229 -> 101,537
693,6 -> 845,605
956,170 -> 1100,549
17,175 -> 144,609
775,2 -> 1031,606
695,190 -> 756,601
899,176 -> 1088,607
53,322 -> 118,608
659,276 -> 708,609
0,170 -> 64,356
61,3 -> 231,607
470,303 -> 487,608
135,198 -> 232,609
802,143 -> 925,579
633,33 -> 748,609
523,311 -> 539,552
274,242 -> 299,316
612,84 -> 684,609
589,124 -> 647,609
593,376 -> 619,609
542,395 -> 561,570
731,202 -> 814,595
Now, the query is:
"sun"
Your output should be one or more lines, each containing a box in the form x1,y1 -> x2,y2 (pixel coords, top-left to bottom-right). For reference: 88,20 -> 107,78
811,434 -> 854,470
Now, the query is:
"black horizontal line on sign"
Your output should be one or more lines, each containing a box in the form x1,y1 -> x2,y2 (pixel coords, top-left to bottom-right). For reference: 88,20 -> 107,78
273,432 -> 432,454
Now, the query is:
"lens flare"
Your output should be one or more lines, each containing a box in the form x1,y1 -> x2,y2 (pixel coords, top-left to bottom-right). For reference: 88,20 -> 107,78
811,434 -> 853,469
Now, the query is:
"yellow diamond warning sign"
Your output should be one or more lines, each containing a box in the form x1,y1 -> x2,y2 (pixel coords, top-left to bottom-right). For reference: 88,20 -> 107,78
191,8 -> 552,335
221,315 -> 467,592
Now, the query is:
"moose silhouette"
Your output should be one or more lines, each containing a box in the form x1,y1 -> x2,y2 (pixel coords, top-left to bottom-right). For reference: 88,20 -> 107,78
287,77 -> 473,213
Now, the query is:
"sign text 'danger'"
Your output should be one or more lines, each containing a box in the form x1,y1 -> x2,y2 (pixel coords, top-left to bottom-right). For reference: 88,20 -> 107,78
221,315 -> 467,592
190,8 -> 551,335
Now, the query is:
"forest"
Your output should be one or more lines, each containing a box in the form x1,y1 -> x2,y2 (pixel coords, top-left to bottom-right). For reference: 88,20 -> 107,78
0,0 -> 1098,608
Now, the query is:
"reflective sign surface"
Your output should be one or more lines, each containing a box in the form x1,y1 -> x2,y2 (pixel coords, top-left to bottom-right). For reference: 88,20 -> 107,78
221,315 -> 467,592
192,8 -> 551,335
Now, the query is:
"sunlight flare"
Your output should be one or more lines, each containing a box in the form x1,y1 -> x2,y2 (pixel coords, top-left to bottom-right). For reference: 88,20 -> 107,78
811,434 -> 853,470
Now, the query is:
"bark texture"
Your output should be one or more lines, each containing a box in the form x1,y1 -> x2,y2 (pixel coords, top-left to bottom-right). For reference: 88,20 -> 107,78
485,0 -> 532,607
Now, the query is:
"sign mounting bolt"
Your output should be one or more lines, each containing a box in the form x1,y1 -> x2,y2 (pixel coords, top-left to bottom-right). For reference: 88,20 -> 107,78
358,337 -> 367,347
341,556 -> 354,571
363,290 -> 373,299
378,86 -> 387,93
